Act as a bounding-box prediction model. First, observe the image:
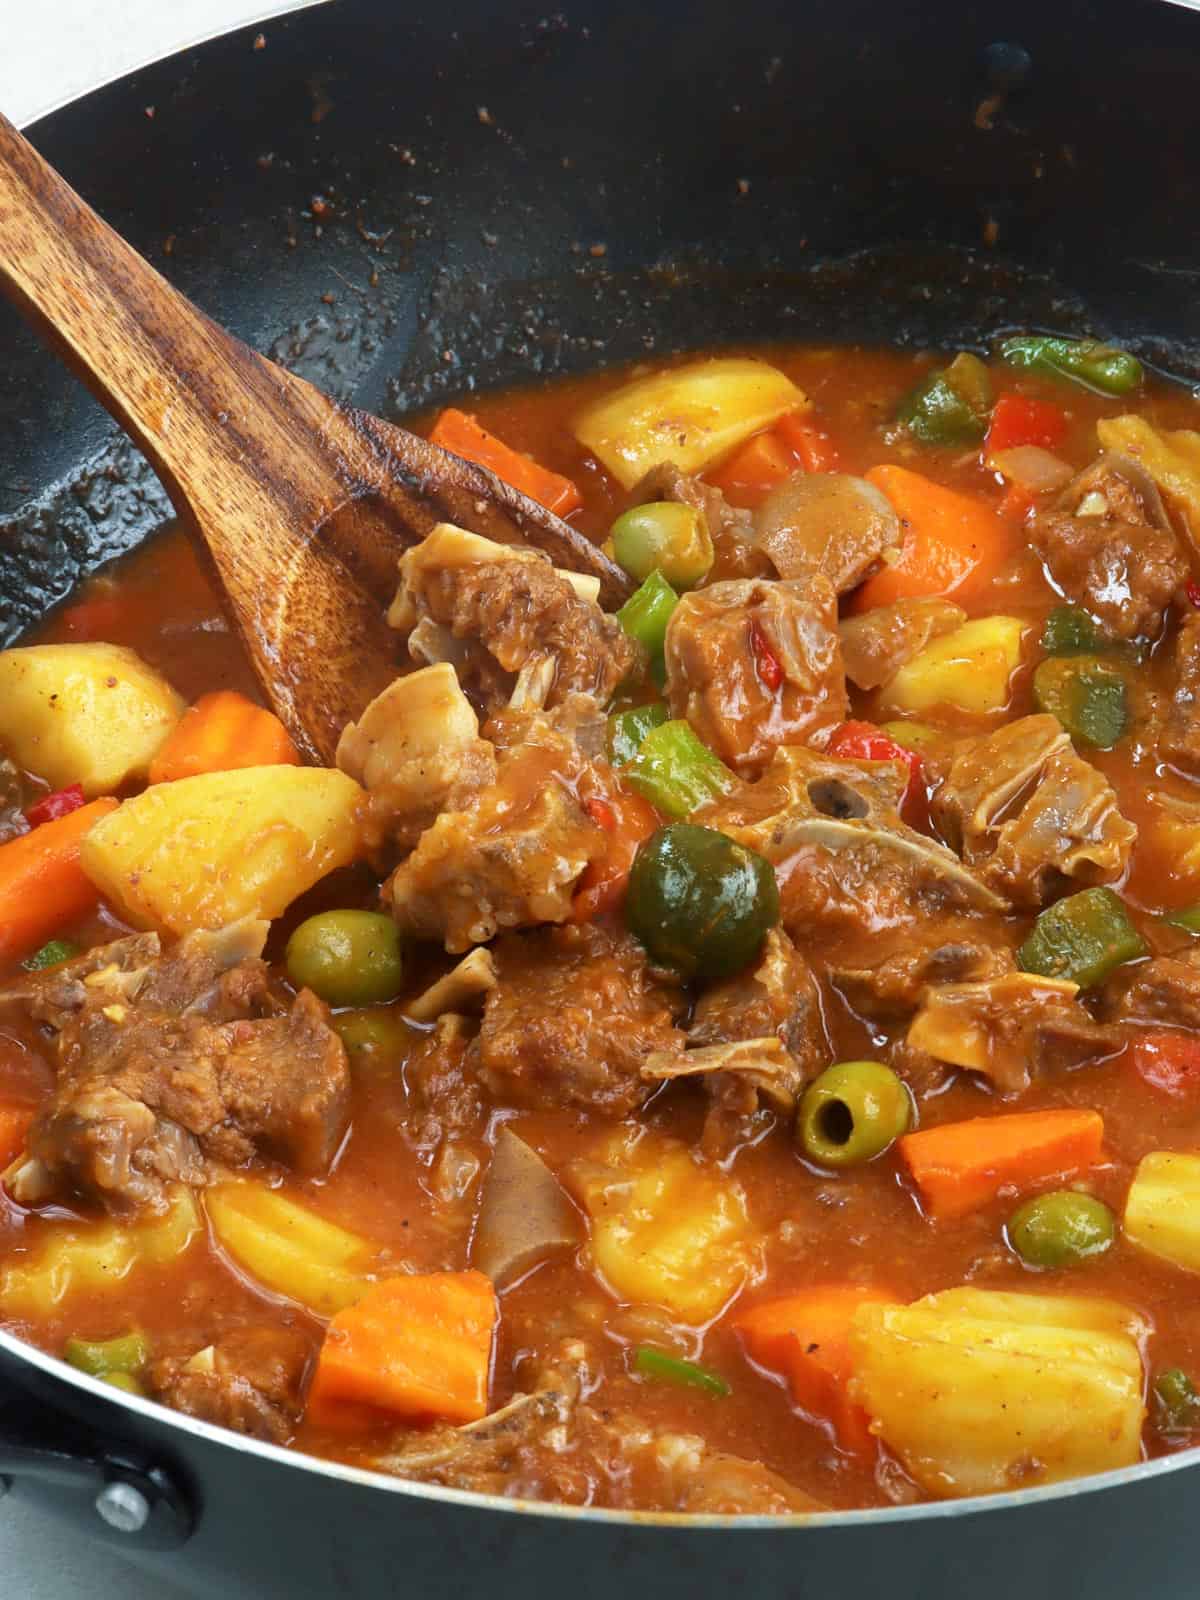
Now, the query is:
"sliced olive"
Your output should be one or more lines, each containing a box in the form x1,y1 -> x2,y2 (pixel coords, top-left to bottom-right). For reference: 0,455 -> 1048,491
333,1007 -> 408,1063
625,823 -> 779,980
1007,1190 -> 1116,1268
286,911 -> 404,1008
796,1061 -> 912,1169
1032,655 -> 1128,749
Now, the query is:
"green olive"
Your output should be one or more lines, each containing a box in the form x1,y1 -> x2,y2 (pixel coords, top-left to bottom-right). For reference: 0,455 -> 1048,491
333,1007 -> 408,1064
1007,1189 -> 1116,1268
625,823 -> 779,980
796,1061 -> 912,1169
610,502 -> 714,590
285,911 -> 404,1008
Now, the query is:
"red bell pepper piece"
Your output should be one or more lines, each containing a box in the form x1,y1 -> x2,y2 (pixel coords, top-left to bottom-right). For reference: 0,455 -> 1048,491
827,721 -> 923,815
775,413 -> 841,473
572,786 -> 660,921
986,393 -> 1069,453
24,784 -> 86,829
749,620 -> 784,691
1125,1030 -> 1200,1097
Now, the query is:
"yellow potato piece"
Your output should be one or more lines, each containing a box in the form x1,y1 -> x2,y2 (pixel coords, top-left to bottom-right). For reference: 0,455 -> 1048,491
0,1187 -> 200,1318
206,1182 -> 375,1316
850,1287 -> 1147,1498
882,616 -> 1028,716
1124,1150 -> 1200,1274
572,358 -> 806,489
567,1127 -> 754,1323
81,764 -> 364,935
0,643 -> 184,796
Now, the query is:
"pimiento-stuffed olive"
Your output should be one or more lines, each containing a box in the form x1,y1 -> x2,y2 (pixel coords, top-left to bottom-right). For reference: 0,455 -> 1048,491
1007,1190 -> 1116,1268
625,823 -> 779,980
796,1061 -> 913,1168
286,910 -> 404,1008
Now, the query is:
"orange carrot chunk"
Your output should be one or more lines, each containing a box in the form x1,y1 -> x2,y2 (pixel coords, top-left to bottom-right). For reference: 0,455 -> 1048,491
735,1285 -> 896,1454
898,1108 -> 1105,1221
854,465 -> 1012,610
307,1271 -> 496,1428
148,690 -> 301,784
429,408 -> 582,518
0,1104 -> 36,1170
706,429 -> 798,507
775,413 -> 841,473
0,797 -> 119,966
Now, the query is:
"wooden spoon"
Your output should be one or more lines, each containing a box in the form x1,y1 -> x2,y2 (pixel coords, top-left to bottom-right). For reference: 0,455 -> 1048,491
0,112 -> 632,762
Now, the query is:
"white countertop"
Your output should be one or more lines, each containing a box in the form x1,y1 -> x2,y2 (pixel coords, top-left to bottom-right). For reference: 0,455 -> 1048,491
2,7 -> 324,1591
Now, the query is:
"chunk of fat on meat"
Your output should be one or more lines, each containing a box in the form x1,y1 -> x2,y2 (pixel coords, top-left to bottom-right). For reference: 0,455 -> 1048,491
903,971 -> 1118,1095
933,715 -> 1136,908
336,664 -> 497,850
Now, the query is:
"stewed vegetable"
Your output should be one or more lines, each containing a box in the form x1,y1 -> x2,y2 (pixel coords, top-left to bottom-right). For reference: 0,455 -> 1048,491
998,334 -> 1144,395
1007,1192 -> 1117,1269
625,823 -> 779,978
610,502 -> 714,590
286,911 -> 404,1007
796,1062 -> 912,1169
1032,656 -> 1129,748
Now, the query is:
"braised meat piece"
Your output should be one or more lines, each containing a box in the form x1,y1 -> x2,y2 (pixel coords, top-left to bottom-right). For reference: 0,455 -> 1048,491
2,926 -> 350,1213
701,745 -> 1003,940
151,1325 -> 313,1445
389,523 -> 639,714
689,927 -> 827,1072
632,464 -> 763,579
664,576 -> 848,773
0,754 -> 24,846
383,706 -> 607,952
1029,455 -> 1187,640
832,920 -> 1014,1021
377,1340 -> 823,1512
901,971 -> 1119,1095
1104,949 -> 1200,1031
1160,612 -> 1200,775
839,598 -> 967,691
475,921 -> 686,1115
934,715 -> 1136,909
753,471 -> 902,594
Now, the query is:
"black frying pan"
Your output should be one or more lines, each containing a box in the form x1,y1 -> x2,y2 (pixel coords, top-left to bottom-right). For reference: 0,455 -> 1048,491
2,1 -> 1199,1593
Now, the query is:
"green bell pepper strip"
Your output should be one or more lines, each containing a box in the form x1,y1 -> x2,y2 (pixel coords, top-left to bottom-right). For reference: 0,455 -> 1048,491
1032,656 -> 1128,749
634,1346 -> 730,1398
1041,606 -> 1110,657
1154,1368 -> 1200,1434
624,720 -> 736,819
64,1329 -> 151,1379
616,570 -> 679,665
607,703 -> 669,768
998,335 -> 1143,396
22,938 -> 80,972
1166,902 -> 1200,936
896,352 -> 992,446
1017,887 -> 1147,989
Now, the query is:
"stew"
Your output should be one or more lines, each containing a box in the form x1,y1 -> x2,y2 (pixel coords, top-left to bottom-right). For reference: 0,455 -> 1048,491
3,336 -> 1200,1515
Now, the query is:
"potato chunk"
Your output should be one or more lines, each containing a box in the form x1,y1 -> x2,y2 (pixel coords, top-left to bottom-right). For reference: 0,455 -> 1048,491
0,1186 -> 199,1317
81,765 -> 364,935
850,1287 -> 1147,1497
1124,1151 -> 1200,1274
0,643 -> 184,795
881,616 -> 1028,717
572,359 -> 807,489
206,1182 -> 375,1315
567,1126 -> 755,1323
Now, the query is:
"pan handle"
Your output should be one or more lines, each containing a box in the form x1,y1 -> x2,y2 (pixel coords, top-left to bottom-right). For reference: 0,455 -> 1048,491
0,1365 -> 195,1549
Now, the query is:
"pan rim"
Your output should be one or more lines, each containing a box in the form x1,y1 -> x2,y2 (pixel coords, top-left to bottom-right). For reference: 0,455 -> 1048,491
4,1323 -> 1197,1530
